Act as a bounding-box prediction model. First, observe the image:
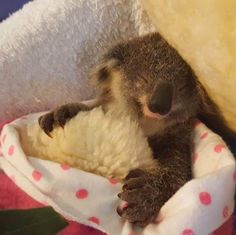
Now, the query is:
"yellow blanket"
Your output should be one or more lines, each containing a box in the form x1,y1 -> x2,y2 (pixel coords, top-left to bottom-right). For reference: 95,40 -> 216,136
143,0 -> 236,131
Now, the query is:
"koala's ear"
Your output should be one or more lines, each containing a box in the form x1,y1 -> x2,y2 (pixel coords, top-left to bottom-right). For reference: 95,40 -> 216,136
89,58 -> 120,87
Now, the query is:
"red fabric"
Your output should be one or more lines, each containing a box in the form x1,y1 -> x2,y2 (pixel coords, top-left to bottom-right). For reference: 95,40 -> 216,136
0,120 -> 13,131
213,216 -> 234,235
0,172 -> 105,235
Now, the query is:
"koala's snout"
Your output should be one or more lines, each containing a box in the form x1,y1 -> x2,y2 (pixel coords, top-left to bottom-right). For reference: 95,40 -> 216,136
147,81 -> 173,116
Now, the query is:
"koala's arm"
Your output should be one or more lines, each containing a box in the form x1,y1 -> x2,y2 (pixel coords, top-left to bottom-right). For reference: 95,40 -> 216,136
118,122 -> 192,226
150,122 -> 193,190
38,99 -> 102,136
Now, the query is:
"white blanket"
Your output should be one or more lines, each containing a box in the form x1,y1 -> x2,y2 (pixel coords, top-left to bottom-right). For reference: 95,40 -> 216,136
0,115 -> 235,235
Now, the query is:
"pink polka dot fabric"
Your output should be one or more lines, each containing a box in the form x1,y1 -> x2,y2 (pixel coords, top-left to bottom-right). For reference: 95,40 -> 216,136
0,114 -> 235,235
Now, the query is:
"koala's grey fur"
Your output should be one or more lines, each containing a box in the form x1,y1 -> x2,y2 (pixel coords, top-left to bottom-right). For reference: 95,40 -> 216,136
39,33 -> 235,227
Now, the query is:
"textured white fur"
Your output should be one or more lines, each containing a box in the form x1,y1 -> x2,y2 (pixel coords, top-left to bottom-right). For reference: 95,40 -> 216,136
21,107 -> 154,180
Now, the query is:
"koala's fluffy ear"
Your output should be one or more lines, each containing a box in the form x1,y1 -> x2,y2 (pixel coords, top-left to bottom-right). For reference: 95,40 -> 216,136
89,58 -> 120,87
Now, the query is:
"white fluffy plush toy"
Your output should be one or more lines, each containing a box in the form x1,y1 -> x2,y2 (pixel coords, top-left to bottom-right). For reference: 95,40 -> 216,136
20,106 -> 154,180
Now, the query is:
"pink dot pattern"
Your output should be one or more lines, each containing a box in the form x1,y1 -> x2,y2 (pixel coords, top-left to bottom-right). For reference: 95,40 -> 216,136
76,189 -> 88,199
8,145 -> 15,156
182,229 -> 194,235
223,206 -> 229,219
0,116 -> 235,235
214,144 -> 225,153
109,178 -> 119,185
61,164 -> 71,170
199,192 -> 212,205
200,132 -> 208,140
32,170 -> 42,181
88,216 -> 100,225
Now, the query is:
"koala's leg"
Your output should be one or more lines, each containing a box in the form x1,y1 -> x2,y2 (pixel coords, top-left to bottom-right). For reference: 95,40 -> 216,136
117,122 -> 193,226
39,99 -> 101,136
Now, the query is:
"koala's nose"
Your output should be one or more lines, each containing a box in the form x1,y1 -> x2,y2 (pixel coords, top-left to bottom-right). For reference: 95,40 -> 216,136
148,81 -> 173,115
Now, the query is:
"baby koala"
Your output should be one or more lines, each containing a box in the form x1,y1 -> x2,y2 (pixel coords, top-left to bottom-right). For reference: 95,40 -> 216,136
38,33 -> 230,226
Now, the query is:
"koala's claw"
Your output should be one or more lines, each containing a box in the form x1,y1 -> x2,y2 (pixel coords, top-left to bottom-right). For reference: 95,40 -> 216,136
38,113 -> 54,137
117,169 -> 161,227
38,104 -> 83,136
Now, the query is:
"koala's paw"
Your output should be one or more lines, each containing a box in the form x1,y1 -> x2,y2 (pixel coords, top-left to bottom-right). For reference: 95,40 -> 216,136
38,103 -> 82,136
117,169 -> 163,227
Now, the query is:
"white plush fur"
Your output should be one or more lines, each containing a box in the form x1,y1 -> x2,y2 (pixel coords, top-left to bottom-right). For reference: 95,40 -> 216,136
21,107 -> 154,180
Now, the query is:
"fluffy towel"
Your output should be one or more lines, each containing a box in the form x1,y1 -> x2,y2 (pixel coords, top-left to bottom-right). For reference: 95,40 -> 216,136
0,114 -> 235,235
19,107 -> 154,180
0,0 -> 154,125
142,0 -> 236,132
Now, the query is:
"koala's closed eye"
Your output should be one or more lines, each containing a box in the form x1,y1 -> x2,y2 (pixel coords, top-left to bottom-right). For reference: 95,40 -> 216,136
98,67 -> 109,82
90,58 -> 120,86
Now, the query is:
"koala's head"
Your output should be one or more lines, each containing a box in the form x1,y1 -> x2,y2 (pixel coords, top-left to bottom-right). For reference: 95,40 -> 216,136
91,33 -> 201,123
